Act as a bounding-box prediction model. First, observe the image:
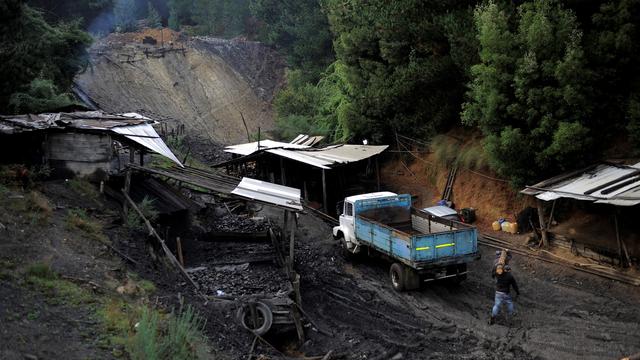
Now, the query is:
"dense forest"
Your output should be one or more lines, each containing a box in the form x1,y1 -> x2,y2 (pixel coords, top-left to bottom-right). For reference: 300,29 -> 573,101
1,0 -> 639,186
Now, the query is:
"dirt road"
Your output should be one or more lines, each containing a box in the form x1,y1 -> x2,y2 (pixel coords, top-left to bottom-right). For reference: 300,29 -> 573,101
292,211 -> 640,359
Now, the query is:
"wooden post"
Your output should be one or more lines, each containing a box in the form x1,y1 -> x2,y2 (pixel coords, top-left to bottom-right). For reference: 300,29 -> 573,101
613,212 -> 630,267
121,190 -> 201,292
546,199 -> 557,229
322,169 -> 328,213
129,147 -> 135,164
536,198 -> 549,247
289,211 -> 295,268
123,168 -> 132,214
139,149 -> 144,166
176,237 -> 184,267
283,210 -> 289,256
376,157 -> 381,191
280,157 -> 286,186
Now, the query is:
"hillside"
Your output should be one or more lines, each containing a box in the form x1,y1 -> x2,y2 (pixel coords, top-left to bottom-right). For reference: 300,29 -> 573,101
74,29 -> 285,144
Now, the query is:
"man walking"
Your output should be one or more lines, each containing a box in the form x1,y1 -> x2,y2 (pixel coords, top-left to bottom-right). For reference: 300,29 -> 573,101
489,264 -> 520,325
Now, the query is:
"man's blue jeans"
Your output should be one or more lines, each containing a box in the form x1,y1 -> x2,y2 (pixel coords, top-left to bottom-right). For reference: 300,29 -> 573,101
492,291 -> 514,317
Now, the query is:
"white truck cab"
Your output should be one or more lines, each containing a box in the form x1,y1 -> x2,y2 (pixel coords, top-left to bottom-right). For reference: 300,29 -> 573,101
333,191 -> 397,253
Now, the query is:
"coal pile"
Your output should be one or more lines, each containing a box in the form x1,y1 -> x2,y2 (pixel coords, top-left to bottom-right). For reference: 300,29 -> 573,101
189,263 -> 288,297
207,213 -> 269,233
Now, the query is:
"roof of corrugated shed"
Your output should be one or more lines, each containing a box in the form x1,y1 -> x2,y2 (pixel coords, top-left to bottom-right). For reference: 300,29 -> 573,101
521,162 -> 640,206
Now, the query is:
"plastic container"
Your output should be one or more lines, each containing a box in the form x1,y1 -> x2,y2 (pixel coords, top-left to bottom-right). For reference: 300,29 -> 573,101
501,221 -> 511,232
508,222 -> 518,234
492,221 -> 501,231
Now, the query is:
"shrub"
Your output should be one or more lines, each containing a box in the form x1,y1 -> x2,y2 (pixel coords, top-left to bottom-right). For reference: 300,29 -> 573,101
125,197 -> 159,231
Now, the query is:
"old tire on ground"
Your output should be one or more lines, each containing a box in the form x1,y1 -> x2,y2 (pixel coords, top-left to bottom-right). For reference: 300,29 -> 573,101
390,263 -> 406,291
236,301 -> 273,336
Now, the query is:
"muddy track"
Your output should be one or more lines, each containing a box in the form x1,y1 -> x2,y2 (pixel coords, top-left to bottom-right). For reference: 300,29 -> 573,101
291,211 -> 640,360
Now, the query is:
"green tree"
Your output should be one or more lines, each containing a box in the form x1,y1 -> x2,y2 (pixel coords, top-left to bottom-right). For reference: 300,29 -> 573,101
462,0 -> 593,186
147,1 -> 162,28
274,62 -> 351,141
250,0 -> 334,81
0,1 -> 91,113
114,0 -> 137,32
325,0 -> 478,143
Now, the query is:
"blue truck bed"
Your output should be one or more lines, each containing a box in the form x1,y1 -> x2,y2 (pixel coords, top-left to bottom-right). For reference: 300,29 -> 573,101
353,194 -> 479,271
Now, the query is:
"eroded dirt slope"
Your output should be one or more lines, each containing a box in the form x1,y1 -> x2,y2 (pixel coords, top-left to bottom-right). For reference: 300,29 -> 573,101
75,29 -> 285,144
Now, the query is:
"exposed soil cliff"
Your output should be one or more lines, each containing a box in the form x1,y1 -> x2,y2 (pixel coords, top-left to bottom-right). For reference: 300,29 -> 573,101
74,28 -> 285,144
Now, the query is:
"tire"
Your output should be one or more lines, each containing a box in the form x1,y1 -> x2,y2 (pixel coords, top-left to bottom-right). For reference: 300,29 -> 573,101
339,236 -> 354,260
448,264 -> 468,285
236,301 -> 273,336
390,263 -> 406,291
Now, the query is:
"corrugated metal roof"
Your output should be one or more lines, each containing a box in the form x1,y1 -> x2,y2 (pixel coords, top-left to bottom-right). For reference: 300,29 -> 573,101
0,111 -> 148,134
522,162 -> 640,206
224,140 -> 388,169
0,110 -> 182,167
112,124 -> 183,167
225,139 -> 309,156
232,177 -> 302,211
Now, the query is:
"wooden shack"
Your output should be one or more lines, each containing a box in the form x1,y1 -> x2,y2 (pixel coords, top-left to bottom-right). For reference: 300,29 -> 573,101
0,111 -> 182,181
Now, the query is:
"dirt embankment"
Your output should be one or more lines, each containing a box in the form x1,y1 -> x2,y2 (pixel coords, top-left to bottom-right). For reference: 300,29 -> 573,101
381,136 -> 530,231
74,28 -> 285,144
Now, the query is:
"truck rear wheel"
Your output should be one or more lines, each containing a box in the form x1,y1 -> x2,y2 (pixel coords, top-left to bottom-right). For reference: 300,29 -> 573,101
390,263 -> 405,291
390,263 -> 420,291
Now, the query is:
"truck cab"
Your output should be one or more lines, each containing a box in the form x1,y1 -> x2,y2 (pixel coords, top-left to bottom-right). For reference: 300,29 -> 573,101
333,191 -> 398,254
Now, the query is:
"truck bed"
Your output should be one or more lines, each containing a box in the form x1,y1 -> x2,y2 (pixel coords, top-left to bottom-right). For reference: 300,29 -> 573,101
353,195 -> 478,270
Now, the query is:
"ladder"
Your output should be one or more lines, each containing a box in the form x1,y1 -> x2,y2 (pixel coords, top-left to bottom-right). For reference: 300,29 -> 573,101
442,166 -> 458,201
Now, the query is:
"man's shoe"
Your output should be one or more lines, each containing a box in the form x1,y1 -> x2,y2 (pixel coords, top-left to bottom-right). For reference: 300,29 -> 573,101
488,316 -> 495,325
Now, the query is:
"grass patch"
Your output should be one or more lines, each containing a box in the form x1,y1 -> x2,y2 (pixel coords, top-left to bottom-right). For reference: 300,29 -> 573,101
431,135 -> 458,166
137,279 -> 156,294
66,208 -> 109,244
129,305 -> 208,360
96,301 -> 208,360
431,135 -> 489,171
68,178 -> 99,198
25,262 -> 93,305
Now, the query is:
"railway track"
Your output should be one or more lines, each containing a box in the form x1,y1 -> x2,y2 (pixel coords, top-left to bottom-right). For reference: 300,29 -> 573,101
480,234 -> 640,286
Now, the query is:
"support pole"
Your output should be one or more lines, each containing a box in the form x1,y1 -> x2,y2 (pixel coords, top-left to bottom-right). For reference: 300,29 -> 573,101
376,157 -> 381,191
289,211 -> 295,267
322,169 -> 328,213
546,199 -> 557,229
176,236 -> 184,267
536,198 -> 549,247
282,210 -> 289,257
123,168 -> 132,215
280,158 -> 286,186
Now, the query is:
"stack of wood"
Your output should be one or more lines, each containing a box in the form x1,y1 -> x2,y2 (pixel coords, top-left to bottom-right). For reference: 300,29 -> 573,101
495,249 -> 510,275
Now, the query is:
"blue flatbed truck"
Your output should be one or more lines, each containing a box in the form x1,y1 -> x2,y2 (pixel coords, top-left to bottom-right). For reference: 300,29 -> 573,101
333,192 -> 480,291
